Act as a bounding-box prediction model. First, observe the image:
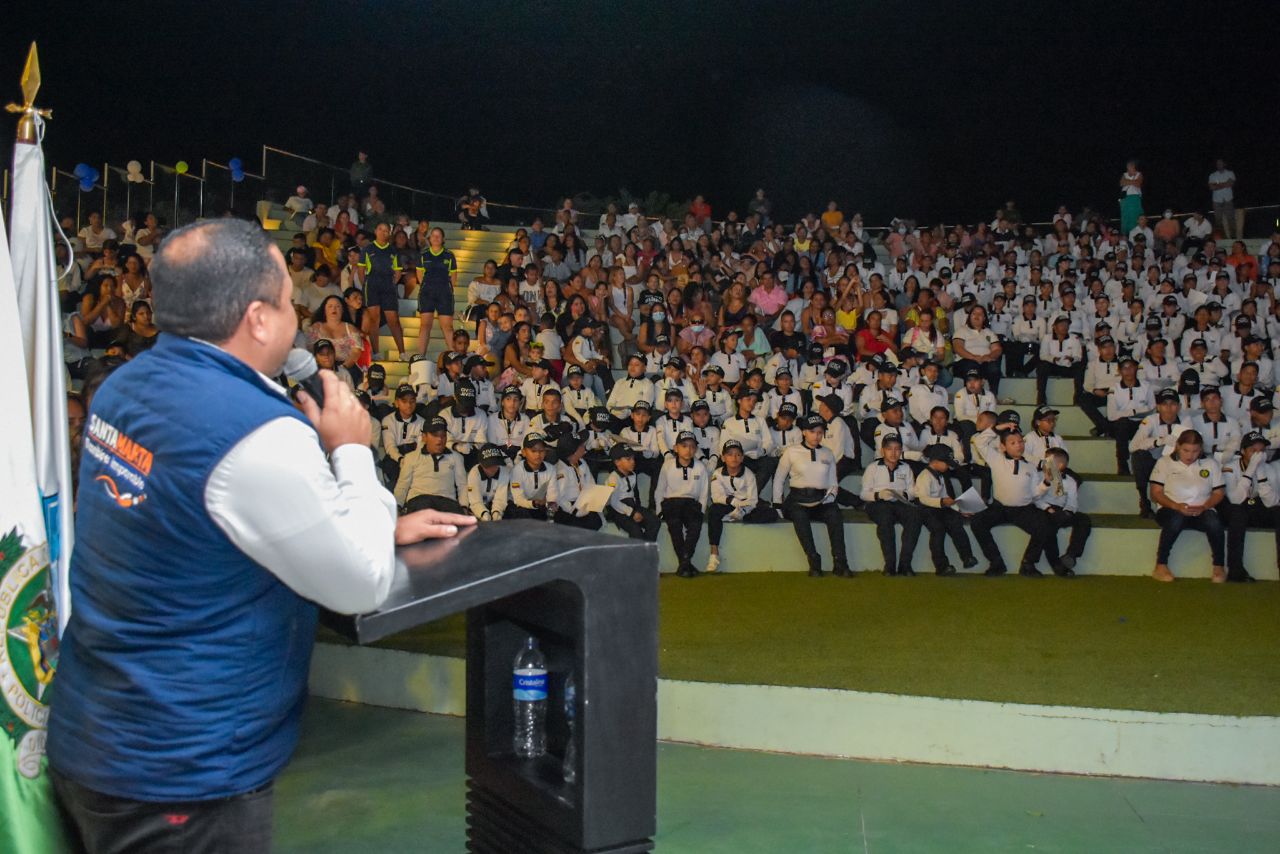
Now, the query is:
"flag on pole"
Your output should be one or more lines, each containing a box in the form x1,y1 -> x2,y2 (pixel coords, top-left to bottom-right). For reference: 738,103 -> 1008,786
0,119 -> 66,853
9,112 -> 74,636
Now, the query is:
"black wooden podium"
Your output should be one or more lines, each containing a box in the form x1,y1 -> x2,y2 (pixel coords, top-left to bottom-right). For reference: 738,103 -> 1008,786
325,522 -> 658,853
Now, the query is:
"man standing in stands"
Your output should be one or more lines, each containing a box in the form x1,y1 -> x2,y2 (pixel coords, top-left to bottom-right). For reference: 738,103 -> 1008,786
47,220 -> 472,851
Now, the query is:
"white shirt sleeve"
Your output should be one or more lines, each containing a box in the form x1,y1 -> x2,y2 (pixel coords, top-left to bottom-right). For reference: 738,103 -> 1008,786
205,417 -> 399,615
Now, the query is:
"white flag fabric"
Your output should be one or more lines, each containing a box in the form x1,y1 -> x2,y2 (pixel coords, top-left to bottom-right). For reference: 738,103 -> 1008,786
0,128 -> 66,851
9,115 -> 74,633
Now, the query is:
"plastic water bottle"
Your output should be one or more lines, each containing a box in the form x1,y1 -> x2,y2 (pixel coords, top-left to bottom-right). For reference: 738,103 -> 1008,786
512,637 -> 548,758
562,673 -> 577,785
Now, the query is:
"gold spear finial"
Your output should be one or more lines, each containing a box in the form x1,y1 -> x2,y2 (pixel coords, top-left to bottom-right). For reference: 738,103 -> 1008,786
6,43 -> 52,145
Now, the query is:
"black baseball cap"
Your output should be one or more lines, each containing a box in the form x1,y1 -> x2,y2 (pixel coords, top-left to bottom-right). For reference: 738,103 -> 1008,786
1189,338 -> 1208,350
880,431 -> 903,448
775,367 -> 793,379
455,378 -> 477,398
631,399 -> 652,411
824,360 -> 847,377
675,430 -> 697,445
704,364 -> 725,377
425,416 -> 448,433
478,444 -> 506,465
522,432 -> 548,448
312,338 -> 334,353
609,444 -> 635,461
800,413 -> 826,430
1034,405 -> 1059,420
998,408 -> 1021,425
721,439 -> 744,453
923,444 -> 955,464
1250,397 -> 1275,413
463,355 -> 492,372
691,399 -> 710,413
1199,385 -> 1222,399
529,358 -> 552,370
665,387 -> 685,399
368,363 -> 387,380
666,356 -> 686,370
501,384 -> 522,399
817,393 -> 844,413
589,407 -> 612,427
395,383 -> 416,399
627,353 -> 647,366
778,401 -> 799,417
1156,388 -> 1181,403
879,397 -> 904,413
1242,430 -> 1269,449
964,368 -> 982,381
878,362 -> 900,375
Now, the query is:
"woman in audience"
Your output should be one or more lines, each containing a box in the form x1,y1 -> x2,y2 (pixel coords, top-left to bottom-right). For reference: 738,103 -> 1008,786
854,310 -> 896,364
951,305 -> 1004,395
476,302 -> 509,375
719,280 -> 752,330
501,321 -> 536,384
123,300 -> 159,354
119,254 -> 150,308
1149,429 -> 1226,582
309,295 -> 364,378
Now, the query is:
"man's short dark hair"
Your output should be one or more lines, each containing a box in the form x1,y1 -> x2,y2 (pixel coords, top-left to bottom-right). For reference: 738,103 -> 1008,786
151,219 -> 284,343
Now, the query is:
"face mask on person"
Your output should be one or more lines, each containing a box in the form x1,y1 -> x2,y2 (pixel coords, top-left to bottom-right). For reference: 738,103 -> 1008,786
691,324 -> 705,333
653,311 -> 666,322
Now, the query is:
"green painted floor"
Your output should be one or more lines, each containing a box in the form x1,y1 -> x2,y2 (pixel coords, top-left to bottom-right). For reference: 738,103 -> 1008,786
318,573 -> 1280,717
277,699 -> 1280,853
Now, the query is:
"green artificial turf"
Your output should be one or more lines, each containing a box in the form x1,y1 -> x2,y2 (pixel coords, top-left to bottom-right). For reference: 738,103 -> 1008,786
317,574 -> 1280,717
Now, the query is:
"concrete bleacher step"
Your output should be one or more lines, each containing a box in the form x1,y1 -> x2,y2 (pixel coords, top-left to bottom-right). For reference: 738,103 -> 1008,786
618,512 -> 1279,581
842,474 -> 1136,515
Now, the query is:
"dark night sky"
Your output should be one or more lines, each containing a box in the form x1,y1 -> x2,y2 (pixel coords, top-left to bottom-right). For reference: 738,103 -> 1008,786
3,1 -> 1277,225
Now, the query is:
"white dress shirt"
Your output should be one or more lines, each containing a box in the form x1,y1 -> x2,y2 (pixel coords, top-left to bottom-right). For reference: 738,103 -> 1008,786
206,418 -> 397,615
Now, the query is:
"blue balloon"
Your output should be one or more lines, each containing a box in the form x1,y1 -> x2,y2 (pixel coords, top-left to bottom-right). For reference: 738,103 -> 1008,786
87,168 -> 101,184
78,178 -> 94,193
73,162 -> 91,179
228,157 -> 243,171
230,169 -> 245,184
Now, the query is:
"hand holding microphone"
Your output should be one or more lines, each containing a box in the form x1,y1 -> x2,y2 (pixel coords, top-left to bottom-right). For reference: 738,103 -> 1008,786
287,349 -> 369,454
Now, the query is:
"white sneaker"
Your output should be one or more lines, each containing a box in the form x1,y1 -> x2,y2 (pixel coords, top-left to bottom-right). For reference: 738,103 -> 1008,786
399,352 -> 413,362
704,554 -> 721,574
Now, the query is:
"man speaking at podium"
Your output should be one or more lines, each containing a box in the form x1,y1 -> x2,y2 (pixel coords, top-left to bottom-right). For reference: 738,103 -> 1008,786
46,219 -> 474,852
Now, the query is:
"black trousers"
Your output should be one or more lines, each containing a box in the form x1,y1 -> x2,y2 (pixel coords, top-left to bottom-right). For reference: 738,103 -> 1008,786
962,463 -> 991,501
971,502 -> 1058,568
1004,341 -> 1039,378
51,769 -> 273,854
404,494 -> 469,515
1044,508 -> 1092,559
952,357 -> 1002,395
745,455 -> 779,492
1036,362 -> 1083,405
842,414 -> 862,469
661,497 -> 704,563
1078,390 -> 1109,433
1155,507 -> 1224,565
864,501 -> 924,571
634,455 -> 663,505
783,497 -> 848,565
920,506 -> 975,570
506,503 -> 552,521
1224,500 -> 1280,575
606,505 -> 661,541
1131,449 -> 1159,511
836,457 -> 861,506
553,508 -> 603,530
1109,419 -> 1140,473
707,502 -> 781,546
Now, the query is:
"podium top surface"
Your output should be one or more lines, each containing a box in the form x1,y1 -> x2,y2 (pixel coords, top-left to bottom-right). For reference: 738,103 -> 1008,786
334,522 -> 655,644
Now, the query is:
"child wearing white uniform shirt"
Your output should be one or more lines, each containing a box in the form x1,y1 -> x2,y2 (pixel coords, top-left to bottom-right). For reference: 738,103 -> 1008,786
467,445 -> 511,520
1148,430 -> 1226,582
1222,432 -> 1280,582
704,441 -> 780,574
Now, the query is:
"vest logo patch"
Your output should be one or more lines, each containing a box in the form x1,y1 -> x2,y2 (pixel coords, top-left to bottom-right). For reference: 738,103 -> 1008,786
1,526 -> 57,779
1200,469 -> 1210,478
84,415 -> 152,504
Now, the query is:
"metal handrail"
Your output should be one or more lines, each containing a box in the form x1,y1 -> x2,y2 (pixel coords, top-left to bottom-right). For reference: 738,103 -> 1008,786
260,144 -> 542,213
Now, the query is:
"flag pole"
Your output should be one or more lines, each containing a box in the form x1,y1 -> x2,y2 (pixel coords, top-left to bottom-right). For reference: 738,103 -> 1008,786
5,43 -> 51,145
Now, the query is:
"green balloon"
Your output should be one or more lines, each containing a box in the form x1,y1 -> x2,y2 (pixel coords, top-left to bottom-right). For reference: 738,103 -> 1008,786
175,160 -> 189,175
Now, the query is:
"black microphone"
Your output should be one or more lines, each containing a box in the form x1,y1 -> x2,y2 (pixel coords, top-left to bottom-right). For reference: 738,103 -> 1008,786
284,348 -> 325,408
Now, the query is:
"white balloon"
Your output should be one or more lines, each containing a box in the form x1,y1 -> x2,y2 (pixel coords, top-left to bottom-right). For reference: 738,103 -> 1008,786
126,160 -> 142,174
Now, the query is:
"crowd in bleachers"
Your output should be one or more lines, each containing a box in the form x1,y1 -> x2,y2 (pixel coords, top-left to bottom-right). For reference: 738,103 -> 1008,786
58,156 -> 1280,582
